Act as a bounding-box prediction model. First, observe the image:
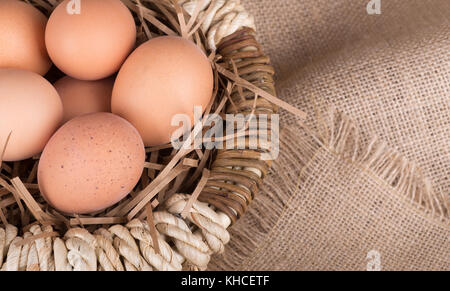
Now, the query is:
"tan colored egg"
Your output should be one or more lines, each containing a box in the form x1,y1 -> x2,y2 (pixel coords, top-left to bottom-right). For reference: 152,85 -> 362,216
0,0 -> 52,75
54,76 -> 113,123
0,69 -> 63,162
45,0 -> 136,80
38,113 -> 145,214
112,36 -> 214,146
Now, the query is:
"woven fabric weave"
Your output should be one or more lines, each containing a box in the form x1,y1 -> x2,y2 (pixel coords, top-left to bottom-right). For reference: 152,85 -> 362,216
209,0 -> 450,270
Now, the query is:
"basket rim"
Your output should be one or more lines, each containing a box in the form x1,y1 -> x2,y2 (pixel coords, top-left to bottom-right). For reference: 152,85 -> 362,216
0,0 -> 306,272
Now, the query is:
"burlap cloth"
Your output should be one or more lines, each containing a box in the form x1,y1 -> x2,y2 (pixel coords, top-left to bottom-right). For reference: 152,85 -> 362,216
209,0 -> 450,271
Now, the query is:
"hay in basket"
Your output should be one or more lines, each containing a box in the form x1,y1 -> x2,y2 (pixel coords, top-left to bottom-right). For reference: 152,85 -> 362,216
0,0 -> 306,271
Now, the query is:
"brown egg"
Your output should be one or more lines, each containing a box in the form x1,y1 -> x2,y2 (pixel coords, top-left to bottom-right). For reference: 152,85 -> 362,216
0,69 -> 63,162
112,36 -> 214,146
45,0 -> 136,81
54,76 -> 113,123
0,0 -> 52,75
38,113 -> 145,214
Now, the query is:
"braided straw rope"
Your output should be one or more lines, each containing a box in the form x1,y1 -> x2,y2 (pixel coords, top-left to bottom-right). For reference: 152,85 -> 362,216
178,0 -> 255,49
1,195 -> 231,271
0,0 -> 278,271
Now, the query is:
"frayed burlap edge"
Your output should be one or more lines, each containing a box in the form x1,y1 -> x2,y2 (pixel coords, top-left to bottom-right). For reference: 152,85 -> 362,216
209,106 -> 449,270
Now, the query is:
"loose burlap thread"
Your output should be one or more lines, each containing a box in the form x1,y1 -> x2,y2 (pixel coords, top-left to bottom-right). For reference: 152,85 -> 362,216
209,0 -> 450,270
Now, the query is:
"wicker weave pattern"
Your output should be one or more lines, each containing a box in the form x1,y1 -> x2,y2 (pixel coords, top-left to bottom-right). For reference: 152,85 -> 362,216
0,0 -> 276,271
200,28 -> 278,224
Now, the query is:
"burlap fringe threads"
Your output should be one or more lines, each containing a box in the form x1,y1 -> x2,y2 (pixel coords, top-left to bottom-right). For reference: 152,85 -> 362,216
208,107 -> 449,270
316,108 -> 449,221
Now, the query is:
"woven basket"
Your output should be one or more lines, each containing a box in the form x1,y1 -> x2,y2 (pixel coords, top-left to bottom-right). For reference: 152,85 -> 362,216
0,0 -> 305,271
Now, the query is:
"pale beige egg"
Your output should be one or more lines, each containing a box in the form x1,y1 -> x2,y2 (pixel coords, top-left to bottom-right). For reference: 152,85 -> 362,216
0,0 -> 52,75
0,69 -> 63,162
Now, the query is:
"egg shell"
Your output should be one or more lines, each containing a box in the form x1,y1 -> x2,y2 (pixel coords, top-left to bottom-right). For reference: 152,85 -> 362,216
45,0 -> 136,80
0,69 -> 63,161
112,36 -> 214,146
0,0 -> 52,75
54,76 -> 113,123
38,113 -> 145,214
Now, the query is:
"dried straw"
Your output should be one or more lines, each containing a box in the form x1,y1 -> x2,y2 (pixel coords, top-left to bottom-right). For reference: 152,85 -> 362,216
0,0 -> 305,271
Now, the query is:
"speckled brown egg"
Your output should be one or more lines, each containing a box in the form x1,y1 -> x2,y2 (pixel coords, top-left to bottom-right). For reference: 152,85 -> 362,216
54,76 -> 113,123
45,0 -> 136,80
38,112 -> 145,214
0,0 -> 52,75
